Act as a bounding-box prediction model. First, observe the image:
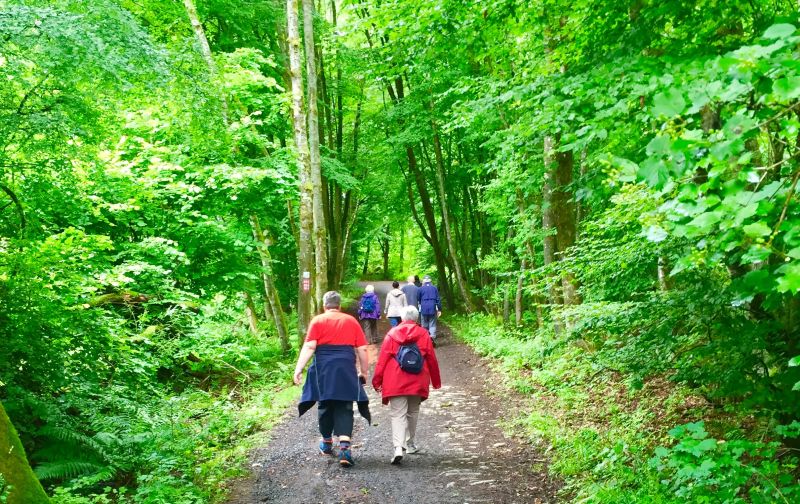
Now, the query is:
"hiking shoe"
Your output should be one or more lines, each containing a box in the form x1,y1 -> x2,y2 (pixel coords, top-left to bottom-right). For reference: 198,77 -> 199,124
406,442 -> 419,454
338,448 -> 354,467
319,440 -> 333,455
391,447 -> 403,465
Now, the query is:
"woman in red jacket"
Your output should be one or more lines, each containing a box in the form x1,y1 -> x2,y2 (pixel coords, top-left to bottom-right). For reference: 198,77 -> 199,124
372,305 -> 441,464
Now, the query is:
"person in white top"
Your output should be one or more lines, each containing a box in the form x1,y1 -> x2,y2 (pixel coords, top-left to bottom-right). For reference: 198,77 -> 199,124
384,281 -> 408,327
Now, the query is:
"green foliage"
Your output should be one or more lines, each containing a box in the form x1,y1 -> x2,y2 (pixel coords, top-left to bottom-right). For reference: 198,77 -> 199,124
652,422 -> 800,503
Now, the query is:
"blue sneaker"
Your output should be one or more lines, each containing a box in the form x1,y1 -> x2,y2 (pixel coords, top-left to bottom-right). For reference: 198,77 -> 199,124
338,448 -> 354,467
319,440 -> 333,455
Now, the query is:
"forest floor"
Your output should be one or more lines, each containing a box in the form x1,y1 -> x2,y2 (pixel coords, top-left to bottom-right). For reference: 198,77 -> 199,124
225,281 -> 558,503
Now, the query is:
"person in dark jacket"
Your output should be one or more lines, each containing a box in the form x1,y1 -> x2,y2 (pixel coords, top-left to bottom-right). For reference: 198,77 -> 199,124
372,306 -> 441,464
294,291 -> 371,467
401,275 -> 419,309
413,275 -> 422,288
357,284 -> 381,344
418,275 -> 442,345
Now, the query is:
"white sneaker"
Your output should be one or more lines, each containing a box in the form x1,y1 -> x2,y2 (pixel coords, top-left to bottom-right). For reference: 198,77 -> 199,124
406,442 -> 419,454
391,447 -> 403,465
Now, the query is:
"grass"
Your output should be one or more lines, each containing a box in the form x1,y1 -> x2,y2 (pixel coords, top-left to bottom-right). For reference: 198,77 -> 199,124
448,314 -> 715,503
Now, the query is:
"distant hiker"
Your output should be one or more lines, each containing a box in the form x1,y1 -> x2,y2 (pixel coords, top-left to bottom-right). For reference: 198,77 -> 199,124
294,291 -> 371,468
413,275 -> 422,288
358,284 -> 381,344
418,275 -> 442,345
372,305 -> 441,464
401,275 -> 420,309
384,281 -> 408,327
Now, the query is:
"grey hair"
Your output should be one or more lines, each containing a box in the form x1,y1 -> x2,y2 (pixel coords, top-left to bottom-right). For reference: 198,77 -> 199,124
401,305 -> 419,322
323,291 -> 341,308
365,284 -> 374,293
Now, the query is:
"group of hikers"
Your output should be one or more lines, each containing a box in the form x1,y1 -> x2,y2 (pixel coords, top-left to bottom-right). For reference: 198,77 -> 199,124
292,276 -> 443,468
357,275 -> 443,346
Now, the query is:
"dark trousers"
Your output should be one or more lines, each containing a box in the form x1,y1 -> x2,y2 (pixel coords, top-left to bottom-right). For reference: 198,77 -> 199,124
318,400 -> 354,438
361,318 -> 378,343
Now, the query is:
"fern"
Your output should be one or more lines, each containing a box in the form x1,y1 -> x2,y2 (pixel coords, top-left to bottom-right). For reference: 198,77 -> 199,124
34,461 -> 111,481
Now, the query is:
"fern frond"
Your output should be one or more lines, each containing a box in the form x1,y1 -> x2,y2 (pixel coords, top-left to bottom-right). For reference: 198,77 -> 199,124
34,460 -> 108,481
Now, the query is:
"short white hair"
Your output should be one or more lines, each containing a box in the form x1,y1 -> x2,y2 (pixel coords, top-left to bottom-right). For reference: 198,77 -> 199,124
401,305 -> 419,322
365,284 -> 374,293
407,275 -> 415,283
323,291 -> 341,308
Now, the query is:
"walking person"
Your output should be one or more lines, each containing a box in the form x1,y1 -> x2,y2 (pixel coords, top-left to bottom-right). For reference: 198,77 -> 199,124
358,284 -> 381,344
294,291 -> 371,468
401,275 -> 420,310
418,275 -> 442,346
384,281 -> 408,327
372,306 -> 441,464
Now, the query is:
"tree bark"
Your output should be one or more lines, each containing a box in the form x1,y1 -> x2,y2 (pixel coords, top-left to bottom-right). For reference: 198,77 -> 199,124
431,114 -> 474,312
542,135 -> 564,306
515,259 -> 526,325
0,402 -> 50,504
182,0 -> 228,123
302,0 -> 328,308
287,0 -> 313,344
244,292 -> 259,334
251,215 -> 291,352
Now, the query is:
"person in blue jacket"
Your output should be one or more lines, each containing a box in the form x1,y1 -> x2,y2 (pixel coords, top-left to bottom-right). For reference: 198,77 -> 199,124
417,275 -> 442,346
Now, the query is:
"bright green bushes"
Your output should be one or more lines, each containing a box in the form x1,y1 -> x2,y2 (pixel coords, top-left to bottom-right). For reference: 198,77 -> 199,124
451,314 -> 799,502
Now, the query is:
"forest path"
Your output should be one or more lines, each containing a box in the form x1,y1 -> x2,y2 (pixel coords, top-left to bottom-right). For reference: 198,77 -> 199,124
226,281 -> 558,503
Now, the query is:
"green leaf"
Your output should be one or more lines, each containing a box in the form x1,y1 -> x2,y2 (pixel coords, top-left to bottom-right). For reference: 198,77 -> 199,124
652,89 -> 686,118
762,23 -> 797,40
743,221 -> 771,238
789,356 -> 800,367
776,262 -> 800,293
645,225 -> 668,243
773,76 -> 800,101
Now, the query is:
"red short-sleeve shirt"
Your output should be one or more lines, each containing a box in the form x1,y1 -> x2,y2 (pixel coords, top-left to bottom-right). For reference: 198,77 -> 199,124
305,310 -> 368,347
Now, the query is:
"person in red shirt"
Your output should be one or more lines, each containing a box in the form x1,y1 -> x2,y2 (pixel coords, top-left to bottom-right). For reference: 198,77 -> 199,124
294,291 -> 370,467
372,305 -> 441,464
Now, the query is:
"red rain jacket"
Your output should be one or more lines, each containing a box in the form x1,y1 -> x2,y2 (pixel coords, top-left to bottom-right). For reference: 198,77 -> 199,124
372,320 -> 441,404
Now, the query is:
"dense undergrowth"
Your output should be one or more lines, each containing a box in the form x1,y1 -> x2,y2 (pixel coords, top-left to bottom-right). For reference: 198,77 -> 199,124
451,313 -> 800,502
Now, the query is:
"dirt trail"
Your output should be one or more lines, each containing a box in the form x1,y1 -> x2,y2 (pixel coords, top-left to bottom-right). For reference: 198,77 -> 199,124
226,281 -> 558,503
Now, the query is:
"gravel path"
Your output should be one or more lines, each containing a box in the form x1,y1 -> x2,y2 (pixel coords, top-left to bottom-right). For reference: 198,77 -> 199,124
226,281 -> 558,503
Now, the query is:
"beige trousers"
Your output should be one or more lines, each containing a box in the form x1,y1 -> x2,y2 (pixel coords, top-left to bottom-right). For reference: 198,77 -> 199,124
388,395 -> 422,449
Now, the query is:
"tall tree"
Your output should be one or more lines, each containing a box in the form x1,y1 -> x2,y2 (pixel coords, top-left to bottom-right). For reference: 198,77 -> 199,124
303,0 -> 328,302
287,0 -> 314,342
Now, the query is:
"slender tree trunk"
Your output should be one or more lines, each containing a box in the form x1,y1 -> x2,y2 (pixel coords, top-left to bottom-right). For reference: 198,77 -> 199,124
502,282 -> 511,324
182,0 -> 228,123
431,116 -> 474,312
543,135 -> 564,306
515,259 -> 526,325
287,0 -> 313,344
244,292 -> 259,334
303,0 -> 328,306
251,215 -> 291,352
556,149 -> 580,305
362,241 -> 370,276
1,402 -> 50,504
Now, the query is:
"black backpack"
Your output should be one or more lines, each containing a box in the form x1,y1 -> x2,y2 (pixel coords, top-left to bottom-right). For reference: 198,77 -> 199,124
395,342 -> 424,374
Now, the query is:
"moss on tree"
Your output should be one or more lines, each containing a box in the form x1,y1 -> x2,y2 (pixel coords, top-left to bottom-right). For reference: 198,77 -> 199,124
0,402 -> 49,504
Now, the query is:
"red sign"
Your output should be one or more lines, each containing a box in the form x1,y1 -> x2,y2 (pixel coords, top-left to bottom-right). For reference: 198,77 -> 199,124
302,278 -> 310,292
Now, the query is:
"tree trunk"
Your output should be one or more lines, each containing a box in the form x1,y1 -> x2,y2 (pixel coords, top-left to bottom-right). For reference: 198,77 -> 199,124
287,0 -> 313,344
431,116 -> 474,312
515,259 -> 526,325
303,0 -> 328,306
362,241 -> 370,276
555,149 -> 580,305
0,402 -> 50,504
386,80 -> 455,309
182,0 -> 228,123
244,292 -> 259,334
251,215 -> 291,352
542,135 -> 564,306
